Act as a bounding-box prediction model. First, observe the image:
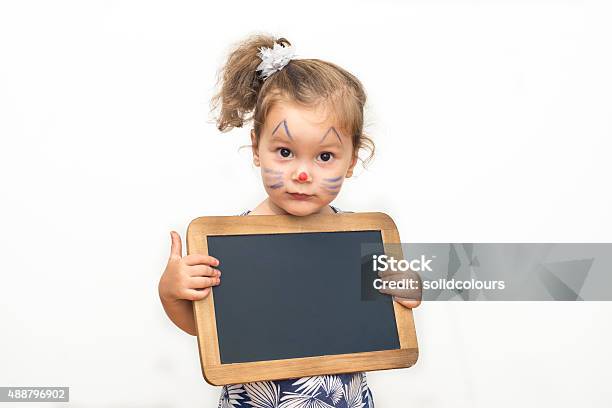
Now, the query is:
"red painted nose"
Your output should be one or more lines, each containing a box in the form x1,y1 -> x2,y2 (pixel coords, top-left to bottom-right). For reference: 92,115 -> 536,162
298,172 -> 308,181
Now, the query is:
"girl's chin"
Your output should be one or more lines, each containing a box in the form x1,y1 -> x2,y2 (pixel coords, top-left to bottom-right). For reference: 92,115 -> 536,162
280,200 -> 326,216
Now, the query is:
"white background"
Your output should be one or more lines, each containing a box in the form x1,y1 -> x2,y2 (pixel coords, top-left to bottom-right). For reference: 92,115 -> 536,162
1,0 -> 611,407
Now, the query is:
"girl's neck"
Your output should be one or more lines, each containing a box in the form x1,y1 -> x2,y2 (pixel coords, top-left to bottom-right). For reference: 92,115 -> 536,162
249,197 -> 336,216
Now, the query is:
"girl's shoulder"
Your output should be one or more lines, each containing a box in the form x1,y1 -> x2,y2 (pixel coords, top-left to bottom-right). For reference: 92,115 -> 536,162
237,206 -> 352,216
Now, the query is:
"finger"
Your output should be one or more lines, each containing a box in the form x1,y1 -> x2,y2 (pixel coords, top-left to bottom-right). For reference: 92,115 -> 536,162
169,231 -> 182,260
188,276 -> 220,289
378,287 -> 421,301
377,269 -> 422,301
183,288 -> 211,301
183,253 -> 220,266
187,264 -> 220,277
378,269 -> 421,281
393,297 -> 422,308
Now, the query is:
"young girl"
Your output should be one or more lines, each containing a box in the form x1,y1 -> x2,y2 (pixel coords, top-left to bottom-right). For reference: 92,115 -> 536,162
158,34 -> 421,408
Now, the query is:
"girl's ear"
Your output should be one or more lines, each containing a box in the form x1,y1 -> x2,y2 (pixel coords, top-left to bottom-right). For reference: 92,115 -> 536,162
251,129 -> 260,167
345,152 -> 358,178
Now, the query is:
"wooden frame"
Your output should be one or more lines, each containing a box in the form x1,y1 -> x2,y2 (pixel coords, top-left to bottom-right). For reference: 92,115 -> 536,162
186,211 -> 418,385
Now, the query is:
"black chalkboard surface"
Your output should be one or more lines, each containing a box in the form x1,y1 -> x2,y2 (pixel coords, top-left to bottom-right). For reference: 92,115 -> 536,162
187,212 -> 418,385
207,230 -> 400,364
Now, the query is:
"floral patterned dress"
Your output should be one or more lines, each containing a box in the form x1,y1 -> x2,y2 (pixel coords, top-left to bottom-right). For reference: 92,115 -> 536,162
217,205 -> 375,408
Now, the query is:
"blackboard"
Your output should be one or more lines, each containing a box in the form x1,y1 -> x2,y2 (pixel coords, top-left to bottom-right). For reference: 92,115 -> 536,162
207,230 -> 400,364
186,212 -> 418,385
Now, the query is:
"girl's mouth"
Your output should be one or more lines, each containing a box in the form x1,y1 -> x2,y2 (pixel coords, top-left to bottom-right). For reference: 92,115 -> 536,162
288,192 -> 313,200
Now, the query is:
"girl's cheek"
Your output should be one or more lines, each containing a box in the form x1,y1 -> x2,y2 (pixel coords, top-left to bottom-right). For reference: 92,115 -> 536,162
320,175 -> 343,197
262,167 -> 285,190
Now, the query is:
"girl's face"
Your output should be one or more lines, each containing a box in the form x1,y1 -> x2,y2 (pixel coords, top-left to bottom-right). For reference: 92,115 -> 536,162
251,101 -> 358,216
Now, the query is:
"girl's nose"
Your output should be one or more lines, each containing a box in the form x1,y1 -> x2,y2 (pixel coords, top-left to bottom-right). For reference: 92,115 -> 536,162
294,170 -> 310,183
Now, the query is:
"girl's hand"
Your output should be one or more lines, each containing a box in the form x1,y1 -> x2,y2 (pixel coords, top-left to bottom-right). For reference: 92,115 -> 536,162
158,231 -> 221,303
377,269 -> 422,309
393,298 -> 422,309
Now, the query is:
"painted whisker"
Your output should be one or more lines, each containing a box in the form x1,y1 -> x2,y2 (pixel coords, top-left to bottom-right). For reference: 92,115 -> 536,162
263,167 -> 283,175
324,176 -> 342,183
268,181 -> 284,189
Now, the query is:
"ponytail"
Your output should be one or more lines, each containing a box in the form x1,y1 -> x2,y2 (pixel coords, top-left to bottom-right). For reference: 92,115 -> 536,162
211,34 -> 288,132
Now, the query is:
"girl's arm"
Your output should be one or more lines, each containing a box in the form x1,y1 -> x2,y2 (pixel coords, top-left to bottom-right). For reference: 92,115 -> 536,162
159,293 -> 198,336
158,231 -> 221,336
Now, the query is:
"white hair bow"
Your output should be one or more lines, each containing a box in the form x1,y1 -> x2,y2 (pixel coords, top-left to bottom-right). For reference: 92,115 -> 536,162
256,42 -> 297,80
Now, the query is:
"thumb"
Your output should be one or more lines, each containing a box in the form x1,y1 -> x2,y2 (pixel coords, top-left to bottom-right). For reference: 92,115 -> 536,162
169,231 -> 182,260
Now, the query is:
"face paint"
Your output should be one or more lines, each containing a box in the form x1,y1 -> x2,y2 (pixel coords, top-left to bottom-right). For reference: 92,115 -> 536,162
319,126 -> 343,145
321,173 -> 343,196
324,176 -> 342,183
263,167 -> 283,177
262,167 -> 284,189
323,183 -> 341,194
324,187 -> 340,196
272,119 -> 294,141
268,181 -> 284,189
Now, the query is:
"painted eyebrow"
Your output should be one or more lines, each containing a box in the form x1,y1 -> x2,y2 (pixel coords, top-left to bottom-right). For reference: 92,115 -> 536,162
270,120 -> 342,147
271,119 -> 294,141
319,127 -> 343,145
